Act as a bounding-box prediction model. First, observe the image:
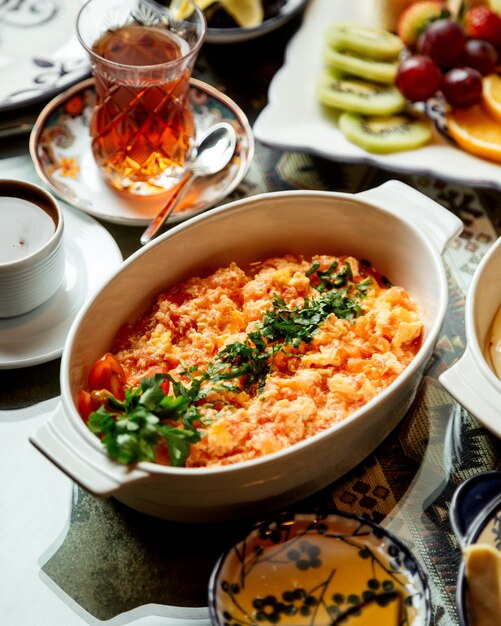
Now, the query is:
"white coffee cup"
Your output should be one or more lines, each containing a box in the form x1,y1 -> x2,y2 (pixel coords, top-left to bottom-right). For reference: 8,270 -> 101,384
0,180 -> 64,318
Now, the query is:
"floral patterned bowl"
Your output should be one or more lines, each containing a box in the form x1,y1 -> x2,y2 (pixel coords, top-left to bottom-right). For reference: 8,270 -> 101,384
208,512 -> 432,626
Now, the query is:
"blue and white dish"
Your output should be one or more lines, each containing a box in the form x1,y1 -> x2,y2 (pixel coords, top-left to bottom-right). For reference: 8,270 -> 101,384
209,511 -> 432,625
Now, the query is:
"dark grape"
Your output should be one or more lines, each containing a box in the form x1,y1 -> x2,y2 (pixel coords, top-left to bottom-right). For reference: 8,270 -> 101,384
441,67 -> 483,108
396,55 -> 443,102
417,18 -> 466,69
461,39 -> 498,76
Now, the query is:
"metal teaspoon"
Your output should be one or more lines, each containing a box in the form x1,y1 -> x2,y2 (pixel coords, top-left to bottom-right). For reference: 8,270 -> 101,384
140,122 -> 237,245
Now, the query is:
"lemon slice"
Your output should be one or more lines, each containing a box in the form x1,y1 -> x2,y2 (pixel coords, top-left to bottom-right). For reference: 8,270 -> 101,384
220,0 -> 264,27
172,0 -> 264,27
171,0 -> 217,20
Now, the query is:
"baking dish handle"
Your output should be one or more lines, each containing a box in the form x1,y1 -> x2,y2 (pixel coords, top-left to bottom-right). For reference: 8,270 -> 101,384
30,401 -> 150,496
356,180 -> 463,254
439,348 -> 501,439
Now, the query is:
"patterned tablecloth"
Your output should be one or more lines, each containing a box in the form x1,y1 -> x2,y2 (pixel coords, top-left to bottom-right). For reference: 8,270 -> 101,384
1,12 -> 501,626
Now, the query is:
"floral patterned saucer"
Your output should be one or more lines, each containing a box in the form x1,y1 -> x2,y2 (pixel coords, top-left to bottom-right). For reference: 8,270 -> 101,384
29,78 -> 254,226
209,512 -> 432,626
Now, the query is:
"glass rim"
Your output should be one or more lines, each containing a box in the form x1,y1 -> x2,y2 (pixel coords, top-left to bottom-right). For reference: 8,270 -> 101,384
76,0 -> 207,71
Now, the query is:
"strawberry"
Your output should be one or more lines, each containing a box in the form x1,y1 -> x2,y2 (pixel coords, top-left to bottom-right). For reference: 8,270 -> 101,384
397,0 -> 449,47
464,6 -> 501,48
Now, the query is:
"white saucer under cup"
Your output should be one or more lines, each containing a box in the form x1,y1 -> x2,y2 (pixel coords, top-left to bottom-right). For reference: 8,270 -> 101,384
0,204 -> 122,369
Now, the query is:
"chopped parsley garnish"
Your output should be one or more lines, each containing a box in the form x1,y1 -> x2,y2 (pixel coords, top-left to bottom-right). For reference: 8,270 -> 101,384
88,374 -> 203,466
305,260 -> 320,277
87,259 -> 377,466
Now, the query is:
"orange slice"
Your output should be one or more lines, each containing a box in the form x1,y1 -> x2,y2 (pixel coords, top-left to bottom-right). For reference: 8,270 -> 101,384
482,74 -> 501,122
446,104 -> 501,163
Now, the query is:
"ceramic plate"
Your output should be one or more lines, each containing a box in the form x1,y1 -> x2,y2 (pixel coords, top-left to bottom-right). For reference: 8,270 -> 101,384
0,0 -> 90,112
0,205 -> 122,369
253,0 -> 501,191
209,511 -> 432,626
30,78 -> 254,226
205,0 -> 308,44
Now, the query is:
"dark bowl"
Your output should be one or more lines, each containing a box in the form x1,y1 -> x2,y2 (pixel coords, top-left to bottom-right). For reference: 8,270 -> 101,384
450,471 -> 501,626
205,0 -> 308,43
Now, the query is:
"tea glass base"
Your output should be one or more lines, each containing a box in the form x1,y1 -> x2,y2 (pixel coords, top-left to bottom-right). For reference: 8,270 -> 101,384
104,165 -> 187,197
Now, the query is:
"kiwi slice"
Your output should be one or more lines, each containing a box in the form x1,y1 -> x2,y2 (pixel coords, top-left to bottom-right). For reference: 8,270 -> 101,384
324,47 -> 399,84
317,69 -> 406,116
326,23 -> 403,60
338,111 -> 432,153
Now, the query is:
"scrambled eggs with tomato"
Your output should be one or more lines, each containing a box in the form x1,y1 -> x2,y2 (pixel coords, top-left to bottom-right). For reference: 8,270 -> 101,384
107,255 -> 423,467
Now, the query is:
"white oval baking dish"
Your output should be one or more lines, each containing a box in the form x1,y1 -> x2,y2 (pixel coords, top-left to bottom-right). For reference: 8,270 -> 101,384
31,181 -> 462,521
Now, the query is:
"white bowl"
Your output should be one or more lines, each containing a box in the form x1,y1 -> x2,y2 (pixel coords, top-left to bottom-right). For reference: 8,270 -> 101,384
440,237 -> 501,438
31,181 -> 462,522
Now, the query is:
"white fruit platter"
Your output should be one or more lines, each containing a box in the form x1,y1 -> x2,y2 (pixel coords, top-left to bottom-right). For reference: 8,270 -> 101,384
254,0 -> 501,190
